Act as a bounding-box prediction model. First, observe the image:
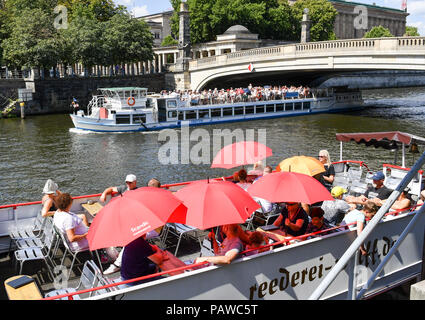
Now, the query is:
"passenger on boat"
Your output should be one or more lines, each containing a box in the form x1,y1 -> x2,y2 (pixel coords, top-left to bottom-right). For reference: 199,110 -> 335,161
41,179 -> 61,217
120,234 -> 167,286
99,174 -> 138,203
374,187 -> 411,211
236,169 -> 251,191
244,231 -> 269,256
248,161 -> 264,177
195,224 -> 244,265
321,186 -> 355,225
318,150 -> 335,191
304,207 -> 337,239
147,178 -> 161,188
340,200 -> 379,255
53,193 -> 90,251
345,171 -> 392,205
272,202 -> 309,237
417,190 -> 425,206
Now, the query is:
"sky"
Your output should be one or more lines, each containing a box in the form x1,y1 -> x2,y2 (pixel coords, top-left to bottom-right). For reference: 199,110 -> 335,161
114,0 -> 424,36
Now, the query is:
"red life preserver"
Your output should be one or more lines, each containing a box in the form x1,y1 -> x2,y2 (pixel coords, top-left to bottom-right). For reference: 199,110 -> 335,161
127,97 -> 136,106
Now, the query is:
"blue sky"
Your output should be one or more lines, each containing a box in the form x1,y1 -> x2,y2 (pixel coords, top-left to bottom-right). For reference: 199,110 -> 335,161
114,0 -> 424,35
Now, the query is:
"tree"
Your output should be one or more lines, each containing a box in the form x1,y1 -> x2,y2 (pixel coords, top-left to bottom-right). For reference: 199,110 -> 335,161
59,0 -> 127,22
363,26 -> 394,38
290,0 -> 338,41
161,35 -> 178,47
404,26 -> 420,37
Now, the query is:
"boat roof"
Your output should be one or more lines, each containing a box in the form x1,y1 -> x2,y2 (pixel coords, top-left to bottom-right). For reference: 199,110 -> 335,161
98,87 -> 148,92
336,131 -> 425,149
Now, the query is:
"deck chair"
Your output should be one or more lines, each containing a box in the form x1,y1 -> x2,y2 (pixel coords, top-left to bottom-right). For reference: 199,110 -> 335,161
14,221 -> 58,280
349,180 -> 368,196
347,167 -> 362,181
44,260 -> 109,300
333,175 -> 350,191
14,217 -> 55,250
167,223 -> 203,257
199,238 -> 215,257
253,201 -> 281,227
53,225 -> 102,281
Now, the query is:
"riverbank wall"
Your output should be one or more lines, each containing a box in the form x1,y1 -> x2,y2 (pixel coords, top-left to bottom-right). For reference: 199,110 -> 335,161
0,73 -> 167,116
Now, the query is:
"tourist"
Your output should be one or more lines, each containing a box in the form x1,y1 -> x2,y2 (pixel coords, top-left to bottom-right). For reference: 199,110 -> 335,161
248,160 -> 264,177
417,190 -> 425,206
375,187 -> 411,211
100,174 -> 139,275
273,202 -> 309,237
99,174 -> 138,203
340,200 -> 379,255
244,231 -> 269,256
53,193 -> 90,251
345,171 -> 392,205
195,224 -> 244,265
318,150 -> 335,191
120,234 -> 167,286
236,168 -> 251,191
304,207 -> 337,239
321,186 -> 355,225
147,178 -> 161,188
41,179 -> 62,218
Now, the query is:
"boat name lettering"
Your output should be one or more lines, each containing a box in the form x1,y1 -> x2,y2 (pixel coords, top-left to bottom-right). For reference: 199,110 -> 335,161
358,236 -> 397,268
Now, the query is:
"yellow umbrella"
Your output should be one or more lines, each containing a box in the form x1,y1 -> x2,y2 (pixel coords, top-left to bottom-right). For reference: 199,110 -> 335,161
275,155 -> 325,177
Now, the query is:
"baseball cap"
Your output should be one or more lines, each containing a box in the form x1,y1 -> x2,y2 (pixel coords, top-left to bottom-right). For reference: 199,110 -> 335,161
125,174 -> 137,183
372,171 -> 385,181
331,186 -> 347,198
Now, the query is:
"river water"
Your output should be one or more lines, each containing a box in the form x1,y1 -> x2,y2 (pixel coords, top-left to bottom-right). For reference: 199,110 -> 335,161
1,86 -> 425,205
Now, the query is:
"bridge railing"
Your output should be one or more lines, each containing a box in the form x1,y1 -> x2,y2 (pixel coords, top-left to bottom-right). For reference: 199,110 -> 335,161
189,36 -> 425,70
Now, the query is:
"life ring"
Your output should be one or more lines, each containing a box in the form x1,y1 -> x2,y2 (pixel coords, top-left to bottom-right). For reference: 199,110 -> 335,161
127,97 -> 136,106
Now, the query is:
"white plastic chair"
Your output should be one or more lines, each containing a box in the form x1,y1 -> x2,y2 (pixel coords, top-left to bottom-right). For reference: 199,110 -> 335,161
168,223 -> 203,257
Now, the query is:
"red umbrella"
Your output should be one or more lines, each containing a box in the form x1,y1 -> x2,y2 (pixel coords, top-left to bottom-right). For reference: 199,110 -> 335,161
247,171 -> 334,204
211,141 -> 272,169
87,187 -> 187,250
175,180 -> 260,230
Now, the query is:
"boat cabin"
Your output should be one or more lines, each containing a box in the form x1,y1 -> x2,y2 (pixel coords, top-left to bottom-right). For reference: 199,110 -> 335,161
99,87 -> 148,110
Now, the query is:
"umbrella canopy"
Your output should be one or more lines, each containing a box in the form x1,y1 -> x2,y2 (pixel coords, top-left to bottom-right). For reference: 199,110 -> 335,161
275,155 -> 325,176
211,141 -> 273,169
87,187 -> 187,250
247,171 -> 333,204
175,180 -> 260,230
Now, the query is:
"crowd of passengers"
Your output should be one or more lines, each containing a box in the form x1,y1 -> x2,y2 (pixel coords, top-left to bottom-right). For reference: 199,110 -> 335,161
159,84 -> 319,106
39,149 -> 425,288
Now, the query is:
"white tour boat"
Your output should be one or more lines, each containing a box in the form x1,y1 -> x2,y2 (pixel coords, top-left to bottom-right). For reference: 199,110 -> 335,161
70,87 -> 364,132
1,132 -> 425,300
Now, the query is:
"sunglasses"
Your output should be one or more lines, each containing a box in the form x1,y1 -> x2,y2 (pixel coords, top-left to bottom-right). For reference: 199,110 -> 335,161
318,155 -> 326,158
286,203 -> 297,206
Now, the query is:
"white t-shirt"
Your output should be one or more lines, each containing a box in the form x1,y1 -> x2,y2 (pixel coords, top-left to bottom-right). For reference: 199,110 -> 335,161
54,210 -> 89,251
342,209 -> 365,229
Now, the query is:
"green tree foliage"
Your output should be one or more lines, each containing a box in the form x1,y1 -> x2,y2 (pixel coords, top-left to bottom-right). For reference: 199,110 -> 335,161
363,26 -> 394,38
170,0 -> 335,44
290,0 -> 337,41
404,26 -> 420,37
161,35 -> 179,47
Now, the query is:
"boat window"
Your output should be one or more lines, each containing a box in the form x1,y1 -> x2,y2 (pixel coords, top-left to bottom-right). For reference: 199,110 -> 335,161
168,111 -> 178,119
211,109 -> 222,117
178,112 -> 184,121
223,108 -> 232,116
116,114 -> 130,124
276,104 -> 284,112
304,102 -> 311,109
245,106 -> 254,114
140,90 -> 147,97
294,102 -> 302,110
133,114 -> 146,124
167,100 -> 177,108
266,104 -> 275,113
185,110 -> 197,120
287,103 -> 294,111
255,105 -> 265,113
234,107 -> 244,115
199,109 -> 210,118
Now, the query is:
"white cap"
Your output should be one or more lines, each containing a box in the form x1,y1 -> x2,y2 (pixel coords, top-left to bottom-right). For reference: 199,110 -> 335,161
125,174 -> 137,183
43,179 -> 58,194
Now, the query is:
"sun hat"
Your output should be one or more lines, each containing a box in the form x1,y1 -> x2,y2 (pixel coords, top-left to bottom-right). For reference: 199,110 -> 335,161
371,171 -> 385,181
331,186 -> 347,198
125,174 -> 137,183
43,179 -> 58,194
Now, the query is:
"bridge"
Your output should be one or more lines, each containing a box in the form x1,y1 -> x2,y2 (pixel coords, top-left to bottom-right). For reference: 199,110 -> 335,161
185,37 -> 425,91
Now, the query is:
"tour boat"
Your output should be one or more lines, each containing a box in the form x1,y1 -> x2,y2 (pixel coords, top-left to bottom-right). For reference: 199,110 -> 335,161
70,87 -> 363,133
1,132 -> 424,300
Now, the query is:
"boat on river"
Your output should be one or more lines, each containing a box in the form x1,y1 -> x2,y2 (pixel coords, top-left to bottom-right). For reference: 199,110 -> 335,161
1,132 -> 424,300
70,87 -> 363,132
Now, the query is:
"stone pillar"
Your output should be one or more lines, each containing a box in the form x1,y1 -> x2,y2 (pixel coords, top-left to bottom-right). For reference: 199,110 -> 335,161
301,8 -> 311,43
158,54 -> 163,73
175,1 -> 191,72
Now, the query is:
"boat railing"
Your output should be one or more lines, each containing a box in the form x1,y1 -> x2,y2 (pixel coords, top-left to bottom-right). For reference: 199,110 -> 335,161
87,95 -> 105,115
309,149 -> 425,300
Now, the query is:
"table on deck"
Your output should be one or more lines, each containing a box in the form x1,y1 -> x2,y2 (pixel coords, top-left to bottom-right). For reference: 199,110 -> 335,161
4,275 -> 42,300
82,202 -> 104,217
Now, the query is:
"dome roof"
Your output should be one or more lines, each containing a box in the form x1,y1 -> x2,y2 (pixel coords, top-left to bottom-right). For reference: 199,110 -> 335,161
224,25 -> 252,35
